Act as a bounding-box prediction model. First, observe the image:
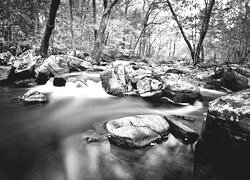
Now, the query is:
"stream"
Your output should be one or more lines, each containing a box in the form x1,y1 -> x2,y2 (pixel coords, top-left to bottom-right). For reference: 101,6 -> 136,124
0,72 -> 227,180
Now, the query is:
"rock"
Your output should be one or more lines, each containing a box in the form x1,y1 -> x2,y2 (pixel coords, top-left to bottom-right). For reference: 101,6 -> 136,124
36,72 -> 50,85
13,78 -> 36,88
53,77 -> 66,87
136,77 -> 164,97
163,115 -> 199,144
196,89 -> 250,180
0,51 -> 15,65
100,64 -> 127,96
35,55 -> 93,79
162,73 -> 201,104
0,66 -> 13,82
222,69 -> 249,91
206,89 -> 250,134
106,115 -> 169,147
13,49 -> 41,78
21,90 -> 47,103
100,64 -> 201,103
100,64 -> 165,97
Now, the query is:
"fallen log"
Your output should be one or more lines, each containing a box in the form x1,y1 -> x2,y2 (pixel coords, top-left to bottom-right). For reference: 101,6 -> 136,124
162,115 -> 199,144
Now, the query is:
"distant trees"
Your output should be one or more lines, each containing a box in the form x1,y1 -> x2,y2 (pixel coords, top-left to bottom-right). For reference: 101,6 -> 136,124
1,0 -> 249,65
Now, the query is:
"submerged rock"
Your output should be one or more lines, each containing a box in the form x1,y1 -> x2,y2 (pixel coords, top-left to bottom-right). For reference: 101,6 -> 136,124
21,90 -> 47,103
106,115 -> 169,147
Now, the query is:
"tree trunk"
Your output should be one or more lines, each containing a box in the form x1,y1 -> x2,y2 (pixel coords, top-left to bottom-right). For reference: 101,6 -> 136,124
167,0 -> 194,60
91,0 -> 119,64
194,0 -> 215,65
167,0 -> 215,65
92,0 -> 97,41
173,40 -> 176,57
39,0 -> 60,57
69,0 -> 76,56
169,39 -> 172,58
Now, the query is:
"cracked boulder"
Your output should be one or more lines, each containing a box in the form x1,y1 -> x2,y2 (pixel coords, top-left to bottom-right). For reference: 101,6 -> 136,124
106,115 -> 169,147
201,89 -> 250,145
100,64 -> 165,97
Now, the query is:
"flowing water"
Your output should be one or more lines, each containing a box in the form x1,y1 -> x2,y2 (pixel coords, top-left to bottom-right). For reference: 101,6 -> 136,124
0,73 -> 228,180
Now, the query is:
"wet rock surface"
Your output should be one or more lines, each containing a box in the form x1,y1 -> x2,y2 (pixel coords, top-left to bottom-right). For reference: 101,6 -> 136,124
106,115 -> 170,147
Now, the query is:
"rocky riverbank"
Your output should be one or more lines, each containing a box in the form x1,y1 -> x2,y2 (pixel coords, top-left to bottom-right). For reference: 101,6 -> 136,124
1,49 -> 250,150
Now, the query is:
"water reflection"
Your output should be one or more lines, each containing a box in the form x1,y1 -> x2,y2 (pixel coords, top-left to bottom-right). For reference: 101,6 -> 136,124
63,134 -> 194,180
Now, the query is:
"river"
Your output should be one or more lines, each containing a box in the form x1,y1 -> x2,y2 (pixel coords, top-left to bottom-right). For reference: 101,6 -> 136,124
0,73 -> 227,180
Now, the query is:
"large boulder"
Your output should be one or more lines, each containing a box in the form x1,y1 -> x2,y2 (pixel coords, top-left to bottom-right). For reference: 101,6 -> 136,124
35,55 -> 93,82
13,49 -> 41,78
20,89 -> 48,103
0,66 -> 13,82
162,73 -> 201,104
195,89 -> 250,179
106,115 -> 169,147
100,64 -> 127,96
100,64 -> 165,97
222,69 -> 249,91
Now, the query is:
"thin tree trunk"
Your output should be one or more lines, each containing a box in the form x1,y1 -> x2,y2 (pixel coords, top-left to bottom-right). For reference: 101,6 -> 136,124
173,40 -> 176,57
92,0 -> 97,41
169,39 -> 172,58
194,0 -> 215,65
167,0 -> 194,60
39,0 -> 60,57
69,0 -> 76,56
91,0 -> 119,64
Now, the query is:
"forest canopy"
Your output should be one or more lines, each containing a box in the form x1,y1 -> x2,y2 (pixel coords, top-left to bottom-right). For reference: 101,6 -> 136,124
0,0 -> 249,65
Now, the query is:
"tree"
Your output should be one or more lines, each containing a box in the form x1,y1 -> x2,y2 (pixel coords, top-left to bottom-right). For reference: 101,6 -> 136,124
167,0 -> 215,65
91,0 -> 119,64
69,0 -> 76,55
39,0 -> 61,57
92,0 -> 97,41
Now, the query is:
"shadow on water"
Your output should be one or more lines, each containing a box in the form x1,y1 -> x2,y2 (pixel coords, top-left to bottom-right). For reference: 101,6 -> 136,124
0,79 -> 236,180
